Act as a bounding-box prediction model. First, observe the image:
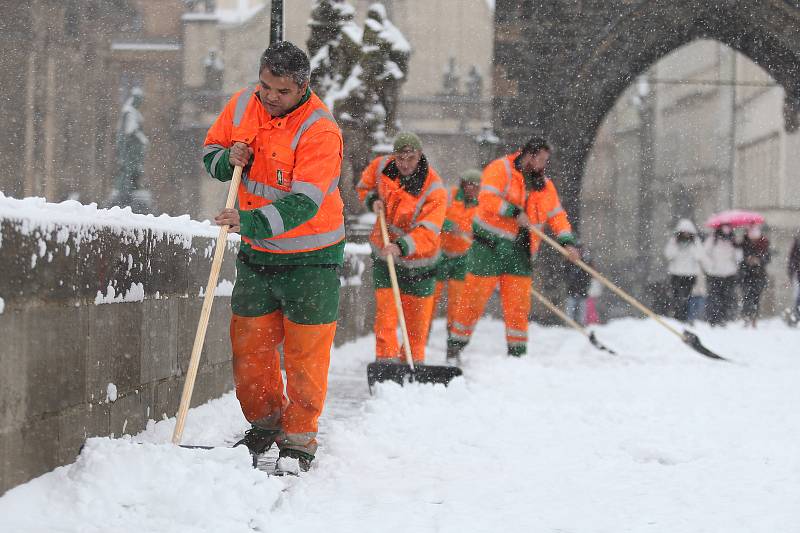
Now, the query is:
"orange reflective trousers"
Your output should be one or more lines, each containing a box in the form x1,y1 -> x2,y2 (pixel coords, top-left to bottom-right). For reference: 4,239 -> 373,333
231,312 -> 336,455
375,288 -> 435,363
450,273 -> 531,356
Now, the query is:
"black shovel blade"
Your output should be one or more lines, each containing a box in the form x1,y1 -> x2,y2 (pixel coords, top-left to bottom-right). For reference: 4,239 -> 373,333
367,361 -> 462,392
682,330 -> 727,361
588,332 -> 617,355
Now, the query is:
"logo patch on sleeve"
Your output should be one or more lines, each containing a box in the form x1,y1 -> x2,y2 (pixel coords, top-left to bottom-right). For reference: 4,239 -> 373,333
276,169 -> 284,185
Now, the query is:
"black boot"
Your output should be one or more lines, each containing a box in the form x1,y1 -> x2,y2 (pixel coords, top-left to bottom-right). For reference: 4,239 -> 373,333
233,425 -> 279,456
446,341 -> 465,362
275,448 -> 314,475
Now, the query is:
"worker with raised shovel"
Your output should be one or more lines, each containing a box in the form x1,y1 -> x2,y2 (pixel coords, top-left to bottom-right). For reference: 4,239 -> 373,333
203,42 -> 345,474
357,133 -> 461,388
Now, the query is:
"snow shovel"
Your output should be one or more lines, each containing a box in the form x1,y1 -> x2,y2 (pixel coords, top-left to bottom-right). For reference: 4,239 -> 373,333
172,165 -> 243,445
527,224 -> 727,361
366,208 -> 462,391
530,286 -> 616,355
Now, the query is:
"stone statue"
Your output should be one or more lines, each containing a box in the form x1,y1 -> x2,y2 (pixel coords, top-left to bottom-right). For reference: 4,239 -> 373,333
466,65 -> 483,99
204,48 -> 224,91
110,87 -> 151,210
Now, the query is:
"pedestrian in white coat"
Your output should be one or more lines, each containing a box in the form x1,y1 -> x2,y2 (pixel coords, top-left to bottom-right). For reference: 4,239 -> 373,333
664,219 -> 705,322
703,224 -> 743,326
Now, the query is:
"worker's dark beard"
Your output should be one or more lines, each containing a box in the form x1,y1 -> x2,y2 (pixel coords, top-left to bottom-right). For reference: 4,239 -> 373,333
527,169 -> 546,191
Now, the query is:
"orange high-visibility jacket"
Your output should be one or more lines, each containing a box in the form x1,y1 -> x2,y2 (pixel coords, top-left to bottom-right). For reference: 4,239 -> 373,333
524,178 -> 573,257
475,152 -> 573,255
357,155 -> 447,269
441,186 -> 478,257
204,87 -> 344,254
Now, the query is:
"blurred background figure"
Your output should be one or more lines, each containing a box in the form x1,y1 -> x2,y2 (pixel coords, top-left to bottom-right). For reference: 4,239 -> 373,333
109,87 -> 150,211
702,224 -> 742,326
664,219 -> 705,322
687,268 -> 707,323
739,225 -> 771,327
564,243 -> 592,325
787,233 -> 800,326
584,277 -> 603,325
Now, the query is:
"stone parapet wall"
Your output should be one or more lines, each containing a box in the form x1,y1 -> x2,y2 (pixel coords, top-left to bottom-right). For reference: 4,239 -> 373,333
0,201 -> 374,494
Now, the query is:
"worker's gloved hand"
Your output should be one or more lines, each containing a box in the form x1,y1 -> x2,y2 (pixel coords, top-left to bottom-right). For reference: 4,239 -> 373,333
372,199 -> 385,214
214,208 -> 241,233
516,211 -> 531,228
379,243 -> 401,259
229,142 -> 254,168
564,245 -> 580,263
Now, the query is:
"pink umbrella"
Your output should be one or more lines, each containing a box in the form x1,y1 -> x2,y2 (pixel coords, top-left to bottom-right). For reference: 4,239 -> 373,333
705,209 -> 764,228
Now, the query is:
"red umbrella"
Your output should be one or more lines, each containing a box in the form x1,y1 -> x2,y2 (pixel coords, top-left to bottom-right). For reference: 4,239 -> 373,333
705,209 -> 764,228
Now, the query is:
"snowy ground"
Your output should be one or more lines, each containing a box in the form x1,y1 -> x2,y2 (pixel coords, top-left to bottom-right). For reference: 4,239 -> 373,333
2,317 -> 799,532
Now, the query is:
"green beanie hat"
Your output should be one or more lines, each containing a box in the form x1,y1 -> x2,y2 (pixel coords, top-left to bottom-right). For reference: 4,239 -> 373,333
393,132 -> 422,152
461,168 -> 482,183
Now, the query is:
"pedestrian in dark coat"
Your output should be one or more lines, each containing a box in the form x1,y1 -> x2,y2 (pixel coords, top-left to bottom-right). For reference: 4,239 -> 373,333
739,226 -> 770,327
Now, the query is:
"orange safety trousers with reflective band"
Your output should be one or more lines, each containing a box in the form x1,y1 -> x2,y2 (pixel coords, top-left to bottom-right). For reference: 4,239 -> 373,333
374,288 -> 435,363
434,279 -> 466,332
450,274 -> 532,354
357,155 -> 447,269
204,87 -> 344,254
231,312 -> 336,456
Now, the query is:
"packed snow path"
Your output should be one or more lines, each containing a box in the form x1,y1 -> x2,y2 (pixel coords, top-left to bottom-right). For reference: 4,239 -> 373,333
2,317 -> 799,532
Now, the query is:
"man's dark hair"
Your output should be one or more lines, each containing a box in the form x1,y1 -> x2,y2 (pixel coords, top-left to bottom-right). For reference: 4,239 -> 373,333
259,41 -> 311,87
521,137 -> 551,156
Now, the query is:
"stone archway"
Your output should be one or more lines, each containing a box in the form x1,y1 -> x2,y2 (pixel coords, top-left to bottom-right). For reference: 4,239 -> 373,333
493,0 -> 800,223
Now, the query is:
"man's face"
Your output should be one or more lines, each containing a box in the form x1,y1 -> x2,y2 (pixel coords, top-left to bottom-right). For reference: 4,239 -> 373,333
462,181 -> 480,201
394,149 -> 421,177
258,68 -> 306,117
519,149 -> 551,174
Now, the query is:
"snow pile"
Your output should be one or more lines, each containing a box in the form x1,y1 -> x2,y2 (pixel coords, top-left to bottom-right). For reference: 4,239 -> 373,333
2,318 -> 798,532
0,192 -> 238,250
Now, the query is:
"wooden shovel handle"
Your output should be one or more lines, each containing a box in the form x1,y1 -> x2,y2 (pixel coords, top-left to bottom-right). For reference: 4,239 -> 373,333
172,166 -> 243,444
377,208 -> 415,370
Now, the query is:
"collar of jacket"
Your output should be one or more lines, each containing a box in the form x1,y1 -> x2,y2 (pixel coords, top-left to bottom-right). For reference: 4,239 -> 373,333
251,86 -> 313,128
382,155 -> 429,196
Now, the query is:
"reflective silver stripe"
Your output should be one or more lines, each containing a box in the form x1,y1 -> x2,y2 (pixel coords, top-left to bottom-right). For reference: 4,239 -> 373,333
258,204 -> 285,236
473,216 -> 517,240
396,252 -> 441,269
388,223 -> 405,236
209,149 -> 226,177
401,234 -> 417,255
507,341 -> 527,349
452,320 -> 473,333
449,228 -> 472,240
375,156 -> 389,179
500,200 -> 514,215
413,220 -> 441,233
502,157 -> 513,195
276,431 -> 318,456
242,176 -> 291,202
412,180 -> 445,223
291,108 -> 337,150
203,144 -> 225,157
250,223 -> 345,252
443,250 -> 468,258
547,206 -> 564,218
481,184 -> 504,197
232,90 -> 251,127
449,332 -> 472,342
506,328 -> 528,339
557,231 -> 572,239
291,180 -> 325,207
326,176 -> 340,194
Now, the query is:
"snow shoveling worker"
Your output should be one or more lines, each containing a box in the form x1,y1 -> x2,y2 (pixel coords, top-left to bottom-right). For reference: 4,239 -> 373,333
432,168 -> 481,334
447,137 -> 579,361
203,41 -> 344,473
356,132 -> 447,364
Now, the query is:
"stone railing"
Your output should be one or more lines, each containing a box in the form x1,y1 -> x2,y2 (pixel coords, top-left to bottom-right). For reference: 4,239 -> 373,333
0,197 -> 373,493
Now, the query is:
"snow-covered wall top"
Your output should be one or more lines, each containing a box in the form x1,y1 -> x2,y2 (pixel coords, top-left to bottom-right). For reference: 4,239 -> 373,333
0,194 -> 240,312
